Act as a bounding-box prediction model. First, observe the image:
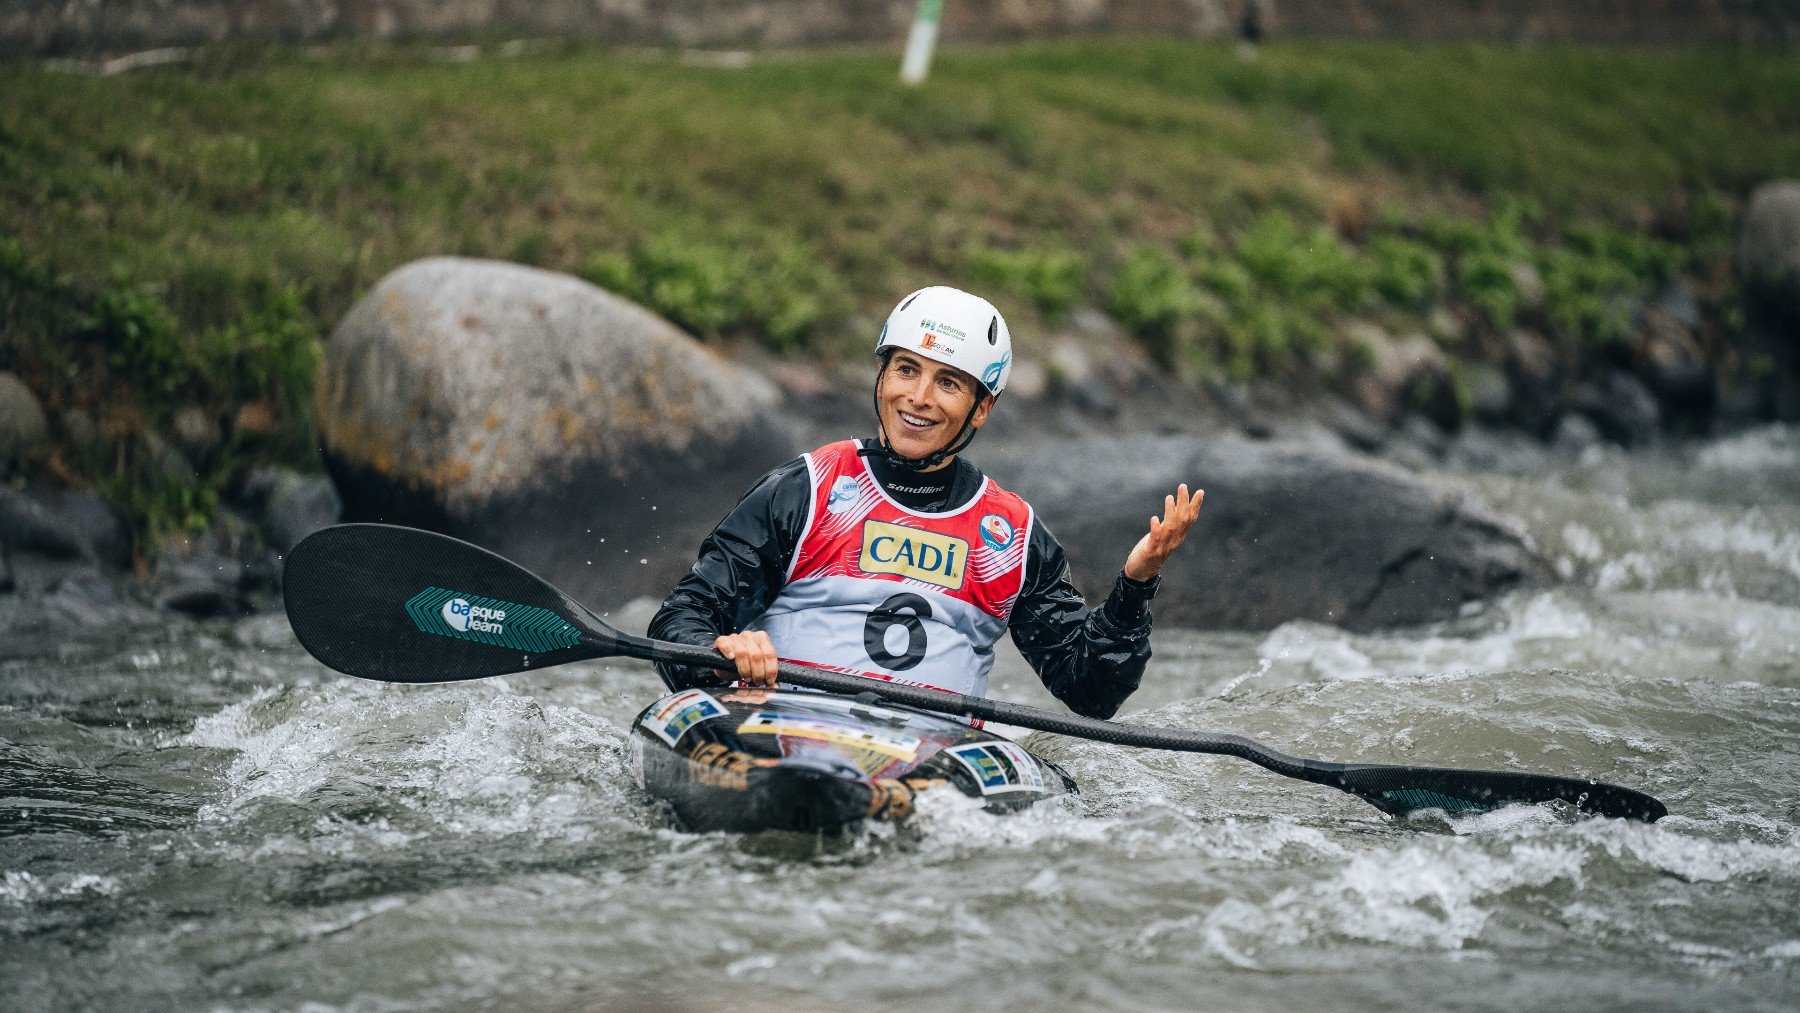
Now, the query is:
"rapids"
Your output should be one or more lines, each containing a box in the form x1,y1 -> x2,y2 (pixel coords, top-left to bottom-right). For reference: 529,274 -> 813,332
3,427 -> 1797,1010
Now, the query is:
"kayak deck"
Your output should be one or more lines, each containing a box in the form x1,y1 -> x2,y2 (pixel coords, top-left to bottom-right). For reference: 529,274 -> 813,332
628,688 -> 1077,833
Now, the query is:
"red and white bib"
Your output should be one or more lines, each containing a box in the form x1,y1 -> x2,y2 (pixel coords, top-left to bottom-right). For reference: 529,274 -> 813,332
749,440 -> 1034,700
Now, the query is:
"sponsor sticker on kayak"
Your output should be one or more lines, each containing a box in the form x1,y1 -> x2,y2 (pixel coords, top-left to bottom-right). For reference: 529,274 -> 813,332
640,689 -> 728,746
948,741 -> 1046,795
738,711 -> 922,761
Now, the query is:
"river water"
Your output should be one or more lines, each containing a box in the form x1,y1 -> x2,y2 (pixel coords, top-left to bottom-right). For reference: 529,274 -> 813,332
3,427 -> 1797,1011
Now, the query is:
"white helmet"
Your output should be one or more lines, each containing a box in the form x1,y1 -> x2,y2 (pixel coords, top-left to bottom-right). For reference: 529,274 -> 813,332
876,286 -> 1012,396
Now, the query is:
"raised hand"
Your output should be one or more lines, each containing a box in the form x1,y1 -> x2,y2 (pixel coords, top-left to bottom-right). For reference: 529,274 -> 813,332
1123,483 -> 1204,582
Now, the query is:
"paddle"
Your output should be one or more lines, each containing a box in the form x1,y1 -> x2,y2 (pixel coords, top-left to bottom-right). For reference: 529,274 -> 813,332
283,523 -> 1668,823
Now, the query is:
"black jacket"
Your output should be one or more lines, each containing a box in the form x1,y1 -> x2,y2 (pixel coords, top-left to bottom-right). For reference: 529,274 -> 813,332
648,442 -> 1158,719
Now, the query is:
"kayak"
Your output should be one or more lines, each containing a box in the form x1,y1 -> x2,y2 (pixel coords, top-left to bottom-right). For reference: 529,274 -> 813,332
627,687 -> 1077,833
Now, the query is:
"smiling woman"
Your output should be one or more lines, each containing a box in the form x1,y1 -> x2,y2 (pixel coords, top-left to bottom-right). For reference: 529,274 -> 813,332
648,285 -> 1204,734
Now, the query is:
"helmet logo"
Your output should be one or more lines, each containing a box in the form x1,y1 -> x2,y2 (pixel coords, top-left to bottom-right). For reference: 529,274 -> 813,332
920,333 -> 937,350
981,351 -> 1011,392
919,318 -> 967,342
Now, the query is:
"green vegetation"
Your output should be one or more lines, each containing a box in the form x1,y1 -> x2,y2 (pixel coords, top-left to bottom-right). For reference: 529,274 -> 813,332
2,37 -> 1797,552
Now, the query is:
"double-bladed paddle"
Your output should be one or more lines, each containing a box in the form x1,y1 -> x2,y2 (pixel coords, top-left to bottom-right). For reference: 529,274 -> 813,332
282,523 -> 1667,823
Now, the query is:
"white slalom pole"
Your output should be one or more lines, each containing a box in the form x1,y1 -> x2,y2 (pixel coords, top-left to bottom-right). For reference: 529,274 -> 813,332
899,0 -> 944,85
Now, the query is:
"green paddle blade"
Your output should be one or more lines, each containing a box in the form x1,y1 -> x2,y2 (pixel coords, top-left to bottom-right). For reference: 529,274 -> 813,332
1329,763 -> 1667,822
283,524 -> 612,683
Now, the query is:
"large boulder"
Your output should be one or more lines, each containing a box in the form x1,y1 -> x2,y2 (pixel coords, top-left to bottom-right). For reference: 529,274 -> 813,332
1344,322 -> 1459,430
318,258 -> 796,607
1737,180 -> 1800,331
0,486 -> 131,568
0,372 -> 48,469
1574,371 -> 1661,448
237,467 -> 342,555
982,435 -> 1550,630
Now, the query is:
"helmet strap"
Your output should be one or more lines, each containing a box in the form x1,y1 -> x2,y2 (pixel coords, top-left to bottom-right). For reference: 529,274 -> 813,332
860,352 -> 991,473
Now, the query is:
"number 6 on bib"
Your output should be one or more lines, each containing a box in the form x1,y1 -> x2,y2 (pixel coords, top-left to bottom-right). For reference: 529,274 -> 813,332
748,440 -> 1033,698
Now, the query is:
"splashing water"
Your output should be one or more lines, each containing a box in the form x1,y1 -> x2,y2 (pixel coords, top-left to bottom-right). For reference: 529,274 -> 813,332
2,427 -> 1797,1010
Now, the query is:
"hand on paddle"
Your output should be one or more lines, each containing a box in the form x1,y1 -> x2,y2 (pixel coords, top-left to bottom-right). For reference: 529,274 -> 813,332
1124,483 -> 1204,582
714,630 -> 780,688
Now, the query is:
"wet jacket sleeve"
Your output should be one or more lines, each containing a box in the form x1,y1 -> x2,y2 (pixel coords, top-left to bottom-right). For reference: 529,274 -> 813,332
1007,521 -> 1158,720
647,458 -> 812,690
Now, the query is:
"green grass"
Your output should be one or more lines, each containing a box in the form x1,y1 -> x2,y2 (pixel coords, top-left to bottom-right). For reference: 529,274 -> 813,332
2,37 -> 1798,551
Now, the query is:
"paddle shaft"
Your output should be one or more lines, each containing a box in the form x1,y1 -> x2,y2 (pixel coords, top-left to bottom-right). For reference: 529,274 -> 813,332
622,632 -> 1302,768
281,524 -> 1668,822
608,631 -> 1667,822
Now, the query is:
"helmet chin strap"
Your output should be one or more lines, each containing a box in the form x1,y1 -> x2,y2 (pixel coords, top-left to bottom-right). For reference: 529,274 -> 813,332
858,355 -> 989,472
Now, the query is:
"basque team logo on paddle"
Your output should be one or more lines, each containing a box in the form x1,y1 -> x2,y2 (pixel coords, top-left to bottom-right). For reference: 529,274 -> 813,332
980,513 -> 1016,552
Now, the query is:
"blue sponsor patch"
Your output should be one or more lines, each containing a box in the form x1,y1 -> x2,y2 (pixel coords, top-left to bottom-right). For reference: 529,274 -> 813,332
826,475 -> 862,514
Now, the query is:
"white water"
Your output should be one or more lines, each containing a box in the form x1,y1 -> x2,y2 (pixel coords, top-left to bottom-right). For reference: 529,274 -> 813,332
2,427 -> 1797,1011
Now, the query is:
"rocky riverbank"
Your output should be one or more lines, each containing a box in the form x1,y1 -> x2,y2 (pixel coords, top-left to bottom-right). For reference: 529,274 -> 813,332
8,204 -> 1795,640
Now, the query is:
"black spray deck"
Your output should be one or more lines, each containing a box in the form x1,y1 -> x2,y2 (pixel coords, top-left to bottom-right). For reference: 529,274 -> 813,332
629,688 -> 1077,833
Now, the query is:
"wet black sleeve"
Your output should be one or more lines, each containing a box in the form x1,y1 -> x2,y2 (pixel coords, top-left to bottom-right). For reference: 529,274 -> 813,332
647,458 -> 812,690
1007,520 -> 1159,720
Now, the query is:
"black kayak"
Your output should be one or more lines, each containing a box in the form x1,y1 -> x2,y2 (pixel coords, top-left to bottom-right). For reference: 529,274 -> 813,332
628,688 -> 1077,833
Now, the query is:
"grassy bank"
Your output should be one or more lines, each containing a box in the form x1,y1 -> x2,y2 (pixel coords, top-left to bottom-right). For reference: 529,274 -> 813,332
3,37 -> 1799,551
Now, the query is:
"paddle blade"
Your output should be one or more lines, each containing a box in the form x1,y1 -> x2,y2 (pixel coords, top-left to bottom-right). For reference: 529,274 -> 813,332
283,524 -> 613,683
1335,763 -> 1667,822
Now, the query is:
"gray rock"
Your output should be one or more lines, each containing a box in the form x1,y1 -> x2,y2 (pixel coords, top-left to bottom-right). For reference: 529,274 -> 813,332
0,487 -> 131,567
1551,413 -> 1602,455
0,544 -> 12,594
1069,379 -> 1120,420
1322,398 -> 1386,453
1509,260 -> 1546,313
144,431 -> 199,484
1737,180 -> 1800,329
1067,307 -> 1125,344
1505,329 -> 1563,436
983,435 -> 1549,630
169,405 -> 218,456
61,408 -> 98,449
1446,426 -> 1554,475
1466,364 -> 1513,424
1638,299 -> 1712,414
1345,323 -> 1459,429
1005,358 -> 1049,401
1575,371 -> 1661,447
151,519 -> 264,617
1655,280 -> 1703,330
0,372 -> 49,463
319,257 -> 796,607
240,467 -> 342,554
1398,415 -> 1450,456
1427,305 -> 1468,346
44,571 -> 153,627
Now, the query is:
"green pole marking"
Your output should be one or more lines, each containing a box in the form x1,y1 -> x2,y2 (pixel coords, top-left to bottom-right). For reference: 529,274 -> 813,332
403,586 -> 582,653
918,0 -> 944,24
